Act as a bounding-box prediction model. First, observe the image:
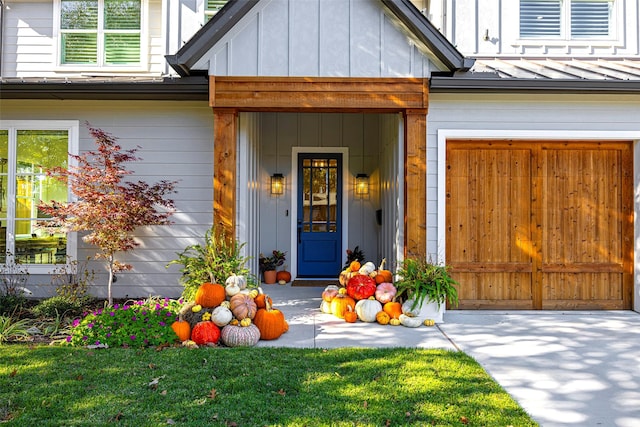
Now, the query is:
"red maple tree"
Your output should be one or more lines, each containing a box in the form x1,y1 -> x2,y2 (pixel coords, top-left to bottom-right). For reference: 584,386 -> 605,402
39,125 -> 177,305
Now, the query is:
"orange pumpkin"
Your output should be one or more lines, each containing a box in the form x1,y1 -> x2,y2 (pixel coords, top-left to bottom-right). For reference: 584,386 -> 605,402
376,311 -> 391,325
375,270 -> 393,284
349,260 -> 361,272
194,282 -> 226,308
253,299 -> 287,340
383,301 -> 403,319
375,259 -> 393,284
254,293 -> 273,309
344,305 -> 357,323
171,319 -> 191,341
276,270 -> 292,283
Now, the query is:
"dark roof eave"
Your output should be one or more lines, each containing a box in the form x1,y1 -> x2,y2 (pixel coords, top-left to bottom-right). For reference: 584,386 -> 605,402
430,76 -> 640,93
381,0 -> 474,72
165,0 -> 260,77
0,77 -> 209,100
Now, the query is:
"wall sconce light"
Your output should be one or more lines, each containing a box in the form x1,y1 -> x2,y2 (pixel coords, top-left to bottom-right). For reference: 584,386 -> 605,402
271,173 -> 284,195
355,173 -> 369,196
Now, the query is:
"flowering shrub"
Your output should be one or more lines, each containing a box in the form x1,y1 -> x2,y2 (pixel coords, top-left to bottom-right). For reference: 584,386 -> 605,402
67,297 -> 182,348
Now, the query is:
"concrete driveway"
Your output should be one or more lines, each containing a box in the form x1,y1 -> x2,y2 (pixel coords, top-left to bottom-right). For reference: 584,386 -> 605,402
258,283 -> 640,426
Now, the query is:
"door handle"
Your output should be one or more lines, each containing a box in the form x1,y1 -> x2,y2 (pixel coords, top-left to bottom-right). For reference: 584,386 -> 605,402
297,220 -> 302,244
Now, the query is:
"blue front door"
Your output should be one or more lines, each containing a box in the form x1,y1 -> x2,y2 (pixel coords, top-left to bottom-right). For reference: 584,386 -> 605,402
297,153 -> 342,277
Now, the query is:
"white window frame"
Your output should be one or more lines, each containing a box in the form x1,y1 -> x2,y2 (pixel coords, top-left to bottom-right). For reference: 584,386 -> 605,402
53,0 -> 149,72
518,0 -> 617,41
0,121 -> 78,274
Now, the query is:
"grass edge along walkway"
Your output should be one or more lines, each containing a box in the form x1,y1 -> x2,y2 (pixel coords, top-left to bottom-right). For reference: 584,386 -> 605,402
1,346 -> 537,426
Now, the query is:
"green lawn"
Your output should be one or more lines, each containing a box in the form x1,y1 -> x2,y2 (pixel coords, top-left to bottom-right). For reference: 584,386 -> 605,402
1,345 -> 537,426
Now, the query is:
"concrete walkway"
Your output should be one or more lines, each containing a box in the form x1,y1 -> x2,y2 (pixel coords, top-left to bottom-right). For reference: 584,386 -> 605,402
257,283 -> 640,427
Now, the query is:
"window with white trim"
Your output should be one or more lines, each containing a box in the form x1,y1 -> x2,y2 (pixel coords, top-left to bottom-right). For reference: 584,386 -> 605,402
58,0 -> 142,66
0,122 -> 77,268
520,0 -> 613,39
204,0 -> 228,23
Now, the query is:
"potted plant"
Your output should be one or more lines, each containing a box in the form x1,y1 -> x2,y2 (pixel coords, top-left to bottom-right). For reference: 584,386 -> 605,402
394,257 -> 458,322
259,250 -> 286,284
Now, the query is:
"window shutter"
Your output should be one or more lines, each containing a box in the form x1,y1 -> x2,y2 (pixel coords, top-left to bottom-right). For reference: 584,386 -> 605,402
520,0 -> 561,37
571,1 -> 611,37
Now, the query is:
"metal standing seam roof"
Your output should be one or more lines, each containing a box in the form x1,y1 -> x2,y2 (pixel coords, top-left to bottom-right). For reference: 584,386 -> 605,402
470,57 -> 640,80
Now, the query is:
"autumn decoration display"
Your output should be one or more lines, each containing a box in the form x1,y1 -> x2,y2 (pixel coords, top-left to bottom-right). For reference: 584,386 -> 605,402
167,274 -> 290,347
320,256 -> 439,327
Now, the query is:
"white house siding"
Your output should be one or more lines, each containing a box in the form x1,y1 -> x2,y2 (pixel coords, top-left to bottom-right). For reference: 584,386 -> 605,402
3,1 -> 54,77
3,0 -> 166,78
192,0 -> 434,77
0,99 -> 214,299
427,92 -> 640,306
427,0 -> 640,57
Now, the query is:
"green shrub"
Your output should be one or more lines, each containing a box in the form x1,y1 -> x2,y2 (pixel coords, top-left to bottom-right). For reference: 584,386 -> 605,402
0,294 -> 26,317
67,297 -> 181,348
32,295 -> 91,319
167,227 -> 255,301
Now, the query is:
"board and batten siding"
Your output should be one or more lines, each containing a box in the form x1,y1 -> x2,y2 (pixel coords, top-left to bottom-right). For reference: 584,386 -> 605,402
3,0 -> 166,78
427,92 -> 640,309
0,99 -> 214,299
251,112 -> 399,277
193,0 -> 435,77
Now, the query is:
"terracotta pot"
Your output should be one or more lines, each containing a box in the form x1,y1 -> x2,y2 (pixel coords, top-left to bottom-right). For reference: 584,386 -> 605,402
263,270 -> 277,284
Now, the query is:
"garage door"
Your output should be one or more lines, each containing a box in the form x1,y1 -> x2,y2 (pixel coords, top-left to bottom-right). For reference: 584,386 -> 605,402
446,141 -> 633,310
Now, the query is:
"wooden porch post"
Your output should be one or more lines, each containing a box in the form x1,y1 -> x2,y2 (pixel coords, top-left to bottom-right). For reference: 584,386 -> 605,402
404,108 -> 428,258
213,108 -> 238,244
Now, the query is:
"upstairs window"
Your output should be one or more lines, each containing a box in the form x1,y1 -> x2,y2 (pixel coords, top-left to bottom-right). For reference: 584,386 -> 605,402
205,0 -> 228,23
520,0 -> 613,39
59,0 -> 142,66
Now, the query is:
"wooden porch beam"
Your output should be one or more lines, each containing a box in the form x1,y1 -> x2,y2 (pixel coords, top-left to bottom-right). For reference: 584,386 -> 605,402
404,108 -> 428,258
213,108 -> 237,243
210,76 -> 428,111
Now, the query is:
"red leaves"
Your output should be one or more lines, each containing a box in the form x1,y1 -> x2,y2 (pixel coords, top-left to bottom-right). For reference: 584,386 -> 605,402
38,124 -> 177,304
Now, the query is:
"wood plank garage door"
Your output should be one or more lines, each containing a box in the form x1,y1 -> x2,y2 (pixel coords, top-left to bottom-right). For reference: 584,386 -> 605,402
446,141 -> 633,310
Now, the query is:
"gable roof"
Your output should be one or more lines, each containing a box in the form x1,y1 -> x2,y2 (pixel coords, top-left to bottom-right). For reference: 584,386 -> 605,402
165,0 -> 473,77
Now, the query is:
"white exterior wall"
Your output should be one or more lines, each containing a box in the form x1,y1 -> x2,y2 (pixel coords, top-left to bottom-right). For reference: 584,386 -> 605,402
2,0 -> 168,78
193,0 -> 435,77
427,0 -> 640,57
0,99 -> 214,299
428,92 -> 640,306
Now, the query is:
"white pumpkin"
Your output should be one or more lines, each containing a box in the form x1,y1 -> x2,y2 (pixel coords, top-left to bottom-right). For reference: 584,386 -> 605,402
402,299 -> 425,317
399,314 -> 423,328
225,282 -> 241,298
355,297 -> 382,323
225,274 -> 247,290
211,306 -> 233,327
358,261 -> 376,276
320,300 -> 333,314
